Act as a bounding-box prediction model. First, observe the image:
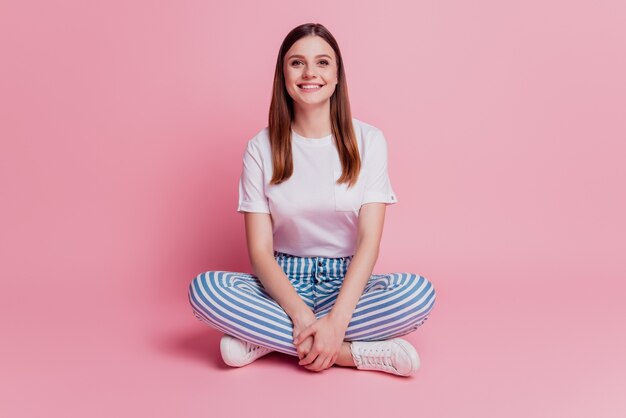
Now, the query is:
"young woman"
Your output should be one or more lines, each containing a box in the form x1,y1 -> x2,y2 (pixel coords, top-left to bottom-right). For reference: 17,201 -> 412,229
188,23 -> 437,376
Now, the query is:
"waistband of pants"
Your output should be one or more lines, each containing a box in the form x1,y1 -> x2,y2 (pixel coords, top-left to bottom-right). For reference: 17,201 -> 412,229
273,250 -> 354,261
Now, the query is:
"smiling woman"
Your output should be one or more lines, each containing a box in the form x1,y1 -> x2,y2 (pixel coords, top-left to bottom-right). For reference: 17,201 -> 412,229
188,23 -> 437,377
285,47 -> 336,99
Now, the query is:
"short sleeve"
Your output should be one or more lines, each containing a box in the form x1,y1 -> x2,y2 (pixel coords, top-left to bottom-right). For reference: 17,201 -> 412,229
237,141 -> 271,213
361,130 -> 398,206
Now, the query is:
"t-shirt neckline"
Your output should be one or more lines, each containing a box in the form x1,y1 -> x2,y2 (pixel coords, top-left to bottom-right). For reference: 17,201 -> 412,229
291,129 -> 333,146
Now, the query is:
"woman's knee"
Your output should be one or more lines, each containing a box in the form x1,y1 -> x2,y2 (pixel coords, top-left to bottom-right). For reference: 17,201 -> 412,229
405,273 -> 437,315
188,271 -> 221,307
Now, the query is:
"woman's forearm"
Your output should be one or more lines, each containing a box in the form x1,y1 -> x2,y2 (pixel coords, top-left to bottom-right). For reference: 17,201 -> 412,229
249,250 -> 314,324
328,242 -> 379,328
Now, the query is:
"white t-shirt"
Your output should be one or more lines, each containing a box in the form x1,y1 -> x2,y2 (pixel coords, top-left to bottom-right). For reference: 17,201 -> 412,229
237,117 -> 398,258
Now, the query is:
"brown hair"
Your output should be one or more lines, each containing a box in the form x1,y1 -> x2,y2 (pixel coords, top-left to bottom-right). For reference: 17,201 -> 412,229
268,23 -> 361,188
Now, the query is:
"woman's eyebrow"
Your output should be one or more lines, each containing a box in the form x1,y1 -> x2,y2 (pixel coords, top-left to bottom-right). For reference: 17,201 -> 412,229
287,54 -> 333,60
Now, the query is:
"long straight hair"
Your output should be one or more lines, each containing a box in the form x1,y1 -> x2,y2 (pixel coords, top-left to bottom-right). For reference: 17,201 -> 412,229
268,23 -> 361,188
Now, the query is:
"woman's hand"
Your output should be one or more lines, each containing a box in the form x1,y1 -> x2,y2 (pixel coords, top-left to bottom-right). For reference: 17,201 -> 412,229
291,310 -> 317,361
293,314 -> 347,372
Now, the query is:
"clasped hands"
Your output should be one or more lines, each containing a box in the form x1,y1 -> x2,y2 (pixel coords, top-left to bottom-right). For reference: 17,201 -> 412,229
292,311 -> 347,372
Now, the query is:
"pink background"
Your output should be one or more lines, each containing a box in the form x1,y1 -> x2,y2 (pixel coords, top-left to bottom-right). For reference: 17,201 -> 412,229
1,0 -> 625,417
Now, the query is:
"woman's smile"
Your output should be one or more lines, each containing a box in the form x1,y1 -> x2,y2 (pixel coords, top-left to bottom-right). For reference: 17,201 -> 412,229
298,83 -> 325,92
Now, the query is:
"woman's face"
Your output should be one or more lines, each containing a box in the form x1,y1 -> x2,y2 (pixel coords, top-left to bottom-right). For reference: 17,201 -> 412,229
283,35 -> 339,108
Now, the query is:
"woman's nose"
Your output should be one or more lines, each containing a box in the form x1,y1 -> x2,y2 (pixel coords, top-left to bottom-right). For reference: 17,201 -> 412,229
302,65 -> 316,78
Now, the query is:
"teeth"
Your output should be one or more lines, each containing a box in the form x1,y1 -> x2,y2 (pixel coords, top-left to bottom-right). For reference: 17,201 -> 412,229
300,85 -> 322,89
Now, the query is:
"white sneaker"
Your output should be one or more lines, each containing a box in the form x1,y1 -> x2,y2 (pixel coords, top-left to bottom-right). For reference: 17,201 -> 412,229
220,334 -> 274,367
349,338 -> 421,376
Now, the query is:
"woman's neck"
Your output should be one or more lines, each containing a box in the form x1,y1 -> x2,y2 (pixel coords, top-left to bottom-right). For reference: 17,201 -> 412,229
291,102 -> 332,138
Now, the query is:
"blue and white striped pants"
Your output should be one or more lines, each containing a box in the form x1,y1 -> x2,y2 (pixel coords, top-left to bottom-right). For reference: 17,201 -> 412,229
188,250 -> 437,357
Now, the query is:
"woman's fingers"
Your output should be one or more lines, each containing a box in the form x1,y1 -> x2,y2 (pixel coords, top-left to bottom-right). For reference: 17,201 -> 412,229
296,335 -> 313,358
320,356 -> 332,371
293,324 -> 316,344
298,347 -> 319,366
305,355 -> 323,371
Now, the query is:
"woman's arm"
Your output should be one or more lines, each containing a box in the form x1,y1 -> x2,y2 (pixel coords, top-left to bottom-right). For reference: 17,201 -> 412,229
293,202 -> 387,370
328,202 -> 387,328
243,212 -> 315,326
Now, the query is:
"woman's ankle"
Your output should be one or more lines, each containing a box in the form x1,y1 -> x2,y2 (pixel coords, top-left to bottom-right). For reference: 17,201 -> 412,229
334,341 -> 356,367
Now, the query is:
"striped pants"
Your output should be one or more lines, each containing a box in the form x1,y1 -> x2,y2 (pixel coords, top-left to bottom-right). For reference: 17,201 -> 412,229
188,251 -> 437,357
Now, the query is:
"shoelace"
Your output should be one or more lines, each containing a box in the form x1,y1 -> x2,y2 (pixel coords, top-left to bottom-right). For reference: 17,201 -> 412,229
360,347 -> 395,368
245,341 -> 267,355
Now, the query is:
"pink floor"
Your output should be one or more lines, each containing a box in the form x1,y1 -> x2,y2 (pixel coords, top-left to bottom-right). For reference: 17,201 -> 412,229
2,258 -> 624,417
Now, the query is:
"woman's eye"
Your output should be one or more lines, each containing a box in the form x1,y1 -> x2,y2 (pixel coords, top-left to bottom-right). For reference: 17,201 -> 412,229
290,60 -> 330,66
